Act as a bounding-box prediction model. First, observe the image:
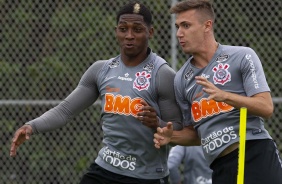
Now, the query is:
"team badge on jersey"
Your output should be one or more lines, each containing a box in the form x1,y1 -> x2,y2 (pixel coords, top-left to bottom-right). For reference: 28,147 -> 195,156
133,71 -> 151,91
212,63 -> 231,85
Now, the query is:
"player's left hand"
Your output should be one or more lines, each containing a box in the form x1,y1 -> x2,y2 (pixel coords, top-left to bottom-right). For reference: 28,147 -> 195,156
154,122 -> 173,148
136,100 -> 159,129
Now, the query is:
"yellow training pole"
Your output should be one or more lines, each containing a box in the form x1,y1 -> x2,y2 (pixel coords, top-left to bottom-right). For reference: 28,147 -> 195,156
237,107 -> 247,184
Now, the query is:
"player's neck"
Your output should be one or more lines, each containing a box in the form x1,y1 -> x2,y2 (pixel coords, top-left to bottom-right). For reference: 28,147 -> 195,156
191,41 -> 218,68
121,48 -> 149,67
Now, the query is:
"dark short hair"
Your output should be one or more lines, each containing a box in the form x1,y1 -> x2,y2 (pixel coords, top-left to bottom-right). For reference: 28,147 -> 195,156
116,1 -> 152,26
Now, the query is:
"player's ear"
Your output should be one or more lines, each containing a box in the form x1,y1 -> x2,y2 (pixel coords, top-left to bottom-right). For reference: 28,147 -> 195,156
149,27 -> 154,39
115,26 -> 118,38
204,20 -> 213,32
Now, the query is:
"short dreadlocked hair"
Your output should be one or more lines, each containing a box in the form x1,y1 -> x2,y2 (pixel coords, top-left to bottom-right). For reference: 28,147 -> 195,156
116,1 -> 152,26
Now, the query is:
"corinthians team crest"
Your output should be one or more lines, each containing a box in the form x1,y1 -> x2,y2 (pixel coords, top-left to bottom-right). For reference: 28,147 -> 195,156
212,63 -> 231,85
133,71 -> 151,91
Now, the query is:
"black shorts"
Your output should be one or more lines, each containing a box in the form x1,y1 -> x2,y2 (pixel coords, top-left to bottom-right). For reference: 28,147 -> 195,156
210,139 -> 282,184
79,162 -> 169,184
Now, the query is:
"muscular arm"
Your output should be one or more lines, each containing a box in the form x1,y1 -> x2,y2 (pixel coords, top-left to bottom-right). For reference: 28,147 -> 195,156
156,64 -> 183,130
27,61 -> 105,133
197,76 -> 273,119
170,125 -> 200,146
218,91 -> 272,119
137,64 -> 183,130
154,123 -> 200,148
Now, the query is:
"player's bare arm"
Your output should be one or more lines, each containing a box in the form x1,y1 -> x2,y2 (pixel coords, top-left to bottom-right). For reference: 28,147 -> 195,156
153,122 -> 173,148
154,123 -> 200,149
137,64 -> 183,130
195,76 -> 273,119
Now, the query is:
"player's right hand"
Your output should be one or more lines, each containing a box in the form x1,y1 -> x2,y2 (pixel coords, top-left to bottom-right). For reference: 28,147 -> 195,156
154,122 -> 173,148
10,125 -> 33,157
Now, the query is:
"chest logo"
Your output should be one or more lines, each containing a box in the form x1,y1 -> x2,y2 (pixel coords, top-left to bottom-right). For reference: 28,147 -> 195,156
192,98 -> 234,122
133,71 -> 151,91
104,94 -> 143,117
109,59 -> 119,68
212,63 -> 231,85
215,54 -> 229,63
143,62 -> 154,72
184,68 -> 194,80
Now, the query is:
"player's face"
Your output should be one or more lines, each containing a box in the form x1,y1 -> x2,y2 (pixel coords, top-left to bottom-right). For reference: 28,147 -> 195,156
175,9 -> 207,54
115,14 -> 153,60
